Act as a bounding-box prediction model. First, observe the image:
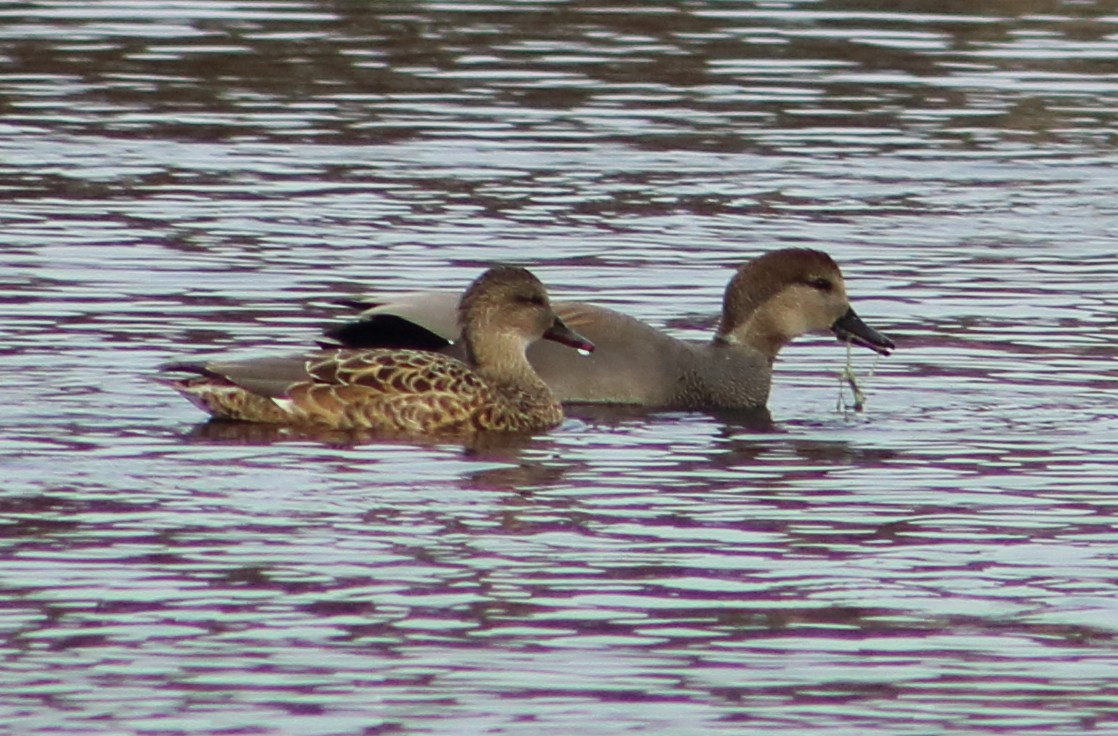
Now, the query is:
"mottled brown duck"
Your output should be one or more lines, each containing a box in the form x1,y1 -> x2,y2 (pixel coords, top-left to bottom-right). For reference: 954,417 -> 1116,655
321,249 -> 894,410
161,266 -> 594,434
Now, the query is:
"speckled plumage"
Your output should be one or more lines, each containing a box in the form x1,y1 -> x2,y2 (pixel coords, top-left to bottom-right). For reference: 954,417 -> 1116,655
172,349 -> 563,433
163,266 -> 588,435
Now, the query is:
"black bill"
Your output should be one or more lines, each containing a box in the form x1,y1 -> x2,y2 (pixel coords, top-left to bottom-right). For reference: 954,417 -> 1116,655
543,316 -> 595,354
831,307 -> 894,356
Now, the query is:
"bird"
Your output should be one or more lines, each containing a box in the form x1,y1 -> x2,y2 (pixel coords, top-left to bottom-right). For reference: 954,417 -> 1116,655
160,266 -> 594,434
319,249 -> 893,410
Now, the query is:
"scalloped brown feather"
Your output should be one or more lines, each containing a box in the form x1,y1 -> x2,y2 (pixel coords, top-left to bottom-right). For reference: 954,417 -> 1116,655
170,349 -> 564,434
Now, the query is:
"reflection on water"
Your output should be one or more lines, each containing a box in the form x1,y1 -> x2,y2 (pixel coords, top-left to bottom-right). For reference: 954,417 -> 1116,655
4,0 -> 1118,734
180,416 -> 550,457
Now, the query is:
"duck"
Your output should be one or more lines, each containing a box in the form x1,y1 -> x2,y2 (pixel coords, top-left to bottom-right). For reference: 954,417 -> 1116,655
320,249 -> 893,410
160,266 -> 594,434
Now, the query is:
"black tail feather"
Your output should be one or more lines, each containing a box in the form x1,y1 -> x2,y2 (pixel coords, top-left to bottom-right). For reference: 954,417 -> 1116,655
322,315 -> 452,351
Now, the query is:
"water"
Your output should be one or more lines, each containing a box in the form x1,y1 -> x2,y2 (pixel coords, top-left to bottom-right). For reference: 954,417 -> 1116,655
4,0 -> 1118,733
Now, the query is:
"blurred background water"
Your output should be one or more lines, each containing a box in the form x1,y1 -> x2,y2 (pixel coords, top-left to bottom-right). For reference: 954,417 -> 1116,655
3,0 -> 1118,733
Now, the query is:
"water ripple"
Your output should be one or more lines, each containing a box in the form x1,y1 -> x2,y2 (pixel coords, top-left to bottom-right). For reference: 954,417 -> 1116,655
4,1 -> 1118,734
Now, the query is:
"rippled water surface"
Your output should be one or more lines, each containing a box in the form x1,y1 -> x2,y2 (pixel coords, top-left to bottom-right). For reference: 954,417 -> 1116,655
4,0 -> 1118,733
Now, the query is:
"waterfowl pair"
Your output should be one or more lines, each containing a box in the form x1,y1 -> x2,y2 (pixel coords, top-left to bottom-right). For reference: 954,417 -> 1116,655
162,266 -> 592,434
162,249 -> 894,434
324,249 -> 894,410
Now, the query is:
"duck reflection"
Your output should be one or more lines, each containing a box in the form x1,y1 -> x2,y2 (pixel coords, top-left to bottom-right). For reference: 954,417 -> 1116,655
181,417 -> 542,457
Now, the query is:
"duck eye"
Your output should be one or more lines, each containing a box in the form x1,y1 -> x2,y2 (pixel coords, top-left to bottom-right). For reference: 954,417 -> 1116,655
516,294 -> 546,307
807,277 -> 832,292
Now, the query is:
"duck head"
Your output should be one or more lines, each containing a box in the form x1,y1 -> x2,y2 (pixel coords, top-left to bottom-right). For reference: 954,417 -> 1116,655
458,266 -> 594,372
714,248 -> 893,361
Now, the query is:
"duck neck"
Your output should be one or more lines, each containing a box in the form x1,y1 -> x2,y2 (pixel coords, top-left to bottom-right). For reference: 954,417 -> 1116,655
714,315 -> 783,364
715,290 -> 804,363
463,329 -> 551,396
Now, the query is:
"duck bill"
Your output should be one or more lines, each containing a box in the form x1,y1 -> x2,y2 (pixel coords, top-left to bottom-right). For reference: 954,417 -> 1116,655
543,316 -> 595,354
831,307 -> 894,356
